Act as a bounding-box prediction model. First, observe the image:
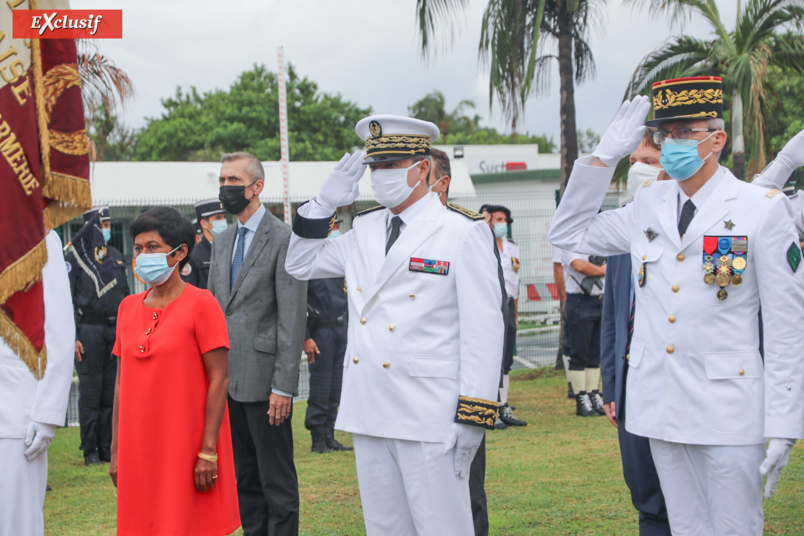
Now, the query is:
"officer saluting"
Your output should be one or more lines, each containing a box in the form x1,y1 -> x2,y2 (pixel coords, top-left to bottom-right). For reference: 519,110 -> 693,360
286,115 -> 504,536
182,199 -> 227,288
66,207 -> 129,466
549,77 -> 804,535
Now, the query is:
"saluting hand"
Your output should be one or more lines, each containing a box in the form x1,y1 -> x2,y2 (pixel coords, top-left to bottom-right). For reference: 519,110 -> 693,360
317,152 -> 365,212
593,95 -> 652,168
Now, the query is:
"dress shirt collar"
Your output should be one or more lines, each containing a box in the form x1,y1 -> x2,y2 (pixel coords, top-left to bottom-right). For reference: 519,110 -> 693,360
237,203 -> 266,234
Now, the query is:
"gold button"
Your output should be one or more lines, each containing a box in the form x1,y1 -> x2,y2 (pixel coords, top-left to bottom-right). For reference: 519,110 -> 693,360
152,313 -> 158,320
383,362 -> 390,369
409,294 -> 416,300
671,285 -> 679,293
145,328 -> 152,334
677,253 -> 685,262
668,315 -> 676,323
357,286 -> 362,292
642,255 -> 647,260
625,354 -> 630,361
389,324 -> 395,332
353,356 -> 359,364
360,317 -> 367,325
739,369 -> 745,376
666,346 -> 674,354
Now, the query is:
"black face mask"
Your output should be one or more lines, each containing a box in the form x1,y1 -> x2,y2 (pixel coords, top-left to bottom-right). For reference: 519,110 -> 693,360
219,183 -> 254,215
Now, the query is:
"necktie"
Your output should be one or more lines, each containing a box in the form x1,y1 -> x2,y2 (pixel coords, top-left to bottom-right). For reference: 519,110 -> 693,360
386,216 -> 403,254
231,227 -> 247,289
678,199 -> 695,238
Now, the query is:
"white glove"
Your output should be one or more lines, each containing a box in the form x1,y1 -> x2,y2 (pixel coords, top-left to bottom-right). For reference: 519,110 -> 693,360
593,95 -> 652,168
315,152 -> 365,212
759,438 -> 795,499
444,423 -> 485,478
23,421 -> 57,461
757,129 -> 804,187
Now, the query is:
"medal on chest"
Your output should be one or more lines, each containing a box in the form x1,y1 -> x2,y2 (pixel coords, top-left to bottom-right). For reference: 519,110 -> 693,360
702,235 -> 748,300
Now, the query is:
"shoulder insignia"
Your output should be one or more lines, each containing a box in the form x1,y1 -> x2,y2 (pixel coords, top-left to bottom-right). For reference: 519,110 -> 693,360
787,242 -> 801,273
642,180 -> 654,188
447,203 -> 484,220
766,189 -> 781,199
506,237 -> 518,245
355,205 -> 384,217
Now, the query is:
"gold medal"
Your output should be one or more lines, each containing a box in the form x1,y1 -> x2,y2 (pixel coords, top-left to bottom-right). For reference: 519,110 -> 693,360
733,256 -> 746,271
733,274 -> 743,286
704,273 -> 716,285
717,288 -> 728,300
716,272 -> 730,287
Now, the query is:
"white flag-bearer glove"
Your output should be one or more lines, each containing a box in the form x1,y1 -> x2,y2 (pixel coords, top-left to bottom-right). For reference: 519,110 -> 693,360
23,421 -> 57,461
315,152 -> 365,212
759,438 -> 795,499
593,96 -> 652,168
757,129 -> 804,188
444,423 -> 485,478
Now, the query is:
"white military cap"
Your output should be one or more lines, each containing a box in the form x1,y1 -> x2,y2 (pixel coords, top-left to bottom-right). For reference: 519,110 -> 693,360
355,115 -> 440,164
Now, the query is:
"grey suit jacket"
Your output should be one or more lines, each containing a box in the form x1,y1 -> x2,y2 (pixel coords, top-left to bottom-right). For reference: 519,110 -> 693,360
208,209 -> 308,402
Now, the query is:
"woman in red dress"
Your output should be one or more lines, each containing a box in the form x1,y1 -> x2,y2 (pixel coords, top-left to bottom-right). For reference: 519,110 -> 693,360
110,207 -> 240,536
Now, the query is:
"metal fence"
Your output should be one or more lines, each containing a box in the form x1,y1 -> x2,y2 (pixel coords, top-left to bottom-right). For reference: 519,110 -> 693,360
63,187 -> 626,426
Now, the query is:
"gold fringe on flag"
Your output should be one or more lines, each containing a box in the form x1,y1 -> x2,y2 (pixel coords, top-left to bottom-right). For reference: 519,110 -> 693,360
0,308 -> 47,379
0,240 -> 47,305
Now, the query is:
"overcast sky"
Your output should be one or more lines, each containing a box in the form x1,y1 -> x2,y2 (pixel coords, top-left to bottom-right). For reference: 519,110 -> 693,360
71,0 -> 739,150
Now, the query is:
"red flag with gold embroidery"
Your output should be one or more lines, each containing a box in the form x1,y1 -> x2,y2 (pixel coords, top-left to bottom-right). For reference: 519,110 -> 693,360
1,0 -> 90,378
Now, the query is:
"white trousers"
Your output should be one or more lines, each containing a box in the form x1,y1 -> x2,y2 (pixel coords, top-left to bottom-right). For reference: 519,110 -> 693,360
649,439 -> 764,536
0,439 -> 48,536
352,434 -> 473,536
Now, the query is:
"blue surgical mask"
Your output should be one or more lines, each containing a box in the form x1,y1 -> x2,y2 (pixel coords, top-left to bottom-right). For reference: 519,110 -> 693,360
102,228 -> 111,243
493,222 -> 508,239
210,219 -> 228,237
660,131 -> 717,181
328,230 -> 341,239
134,245 -> 181,286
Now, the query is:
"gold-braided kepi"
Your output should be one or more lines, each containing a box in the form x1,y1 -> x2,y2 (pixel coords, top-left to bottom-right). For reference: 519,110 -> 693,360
646,76 -> 724,127
355,115 -> 440,164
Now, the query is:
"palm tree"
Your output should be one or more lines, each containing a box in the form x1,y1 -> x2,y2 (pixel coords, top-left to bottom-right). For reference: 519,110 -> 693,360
408,89 -> 477,143
625,0 -> 804,179
416,0 -> 604,190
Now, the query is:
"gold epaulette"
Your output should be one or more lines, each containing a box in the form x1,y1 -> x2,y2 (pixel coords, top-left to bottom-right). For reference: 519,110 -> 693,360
447,203 -> 484,220
355,205 -> 384,217
455,396 -> 499,429
642,180 -> 654,188
766,189 -> 782,199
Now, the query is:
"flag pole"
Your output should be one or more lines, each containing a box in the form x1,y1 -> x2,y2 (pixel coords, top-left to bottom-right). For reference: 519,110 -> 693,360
277,46 -> 291,224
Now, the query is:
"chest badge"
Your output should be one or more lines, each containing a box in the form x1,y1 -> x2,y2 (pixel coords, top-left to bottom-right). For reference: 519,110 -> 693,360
409,257 -> 450,276
511,256 -> 520,273
724,219 -> 735,230
644,228 -> 659,243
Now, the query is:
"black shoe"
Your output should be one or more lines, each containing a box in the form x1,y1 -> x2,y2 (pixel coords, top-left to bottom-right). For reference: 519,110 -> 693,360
324,429 -> 353,451
588,390 -> 606,416
99,448 -> 112,463
46,484 -> 52,492
84,451 -> 102,466
575,392 -> 597,417
310,428 -> 332,454
499,404 -> 528,426
493,415 -> 507,430
567,381 -> 576,399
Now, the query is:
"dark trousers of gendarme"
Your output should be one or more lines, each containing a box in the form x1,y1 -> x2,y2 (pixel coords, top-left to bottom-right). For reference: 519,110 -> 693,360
75,322 -> 117,455
564,293 -> 602,370
304,323 -> 347,430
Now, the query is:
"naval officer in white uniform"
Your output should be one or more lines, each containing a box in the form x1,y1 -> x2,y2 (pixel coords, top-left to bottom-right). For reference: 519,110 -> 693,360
0,231 -> 75,536
286,115 -> 504,536
548,76 -> 804,536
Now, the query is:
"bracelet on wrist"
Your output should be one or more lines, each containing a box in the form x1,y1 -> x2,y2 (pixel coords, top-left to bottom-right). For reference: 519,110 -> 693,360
197,451 -> 218,463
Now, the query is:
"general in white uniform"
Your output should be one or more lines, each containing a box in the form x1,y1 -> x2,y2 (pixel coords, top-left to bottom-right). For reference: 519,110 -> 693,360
0,231 -> 75,536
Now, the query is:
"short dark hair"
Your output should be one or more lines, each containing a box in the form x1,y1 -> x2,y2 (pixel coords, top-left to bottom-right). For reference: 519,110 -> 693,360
130,207 -> 195,269
430,148 -> 451,181
643,127 -> 660,151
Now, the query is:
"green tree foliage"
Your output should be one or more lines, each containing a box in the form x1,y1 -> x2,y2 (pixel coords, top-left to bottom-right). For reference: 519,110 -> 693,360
764,65 -> 804,186
87,106 -> 135,161
625,0 -> 804,179
134,64 -> 371,161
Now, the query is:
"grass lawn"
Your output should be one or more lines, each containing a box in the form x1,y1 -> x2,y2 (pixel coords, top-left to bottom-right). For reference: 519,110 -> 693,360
45,368 -> 804,535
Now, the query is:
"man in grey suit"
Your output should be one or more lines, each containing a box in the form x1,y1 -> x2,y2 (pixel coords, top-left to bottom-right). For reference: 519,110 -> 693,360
208,152 -> 308,536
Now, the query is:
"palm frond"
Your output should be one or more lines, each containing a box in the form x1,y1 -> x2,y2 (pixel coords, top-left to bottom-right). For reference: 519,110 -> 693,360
625,36 -> 712,98
77,41 -> 134,115
415,0 -> 471,59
